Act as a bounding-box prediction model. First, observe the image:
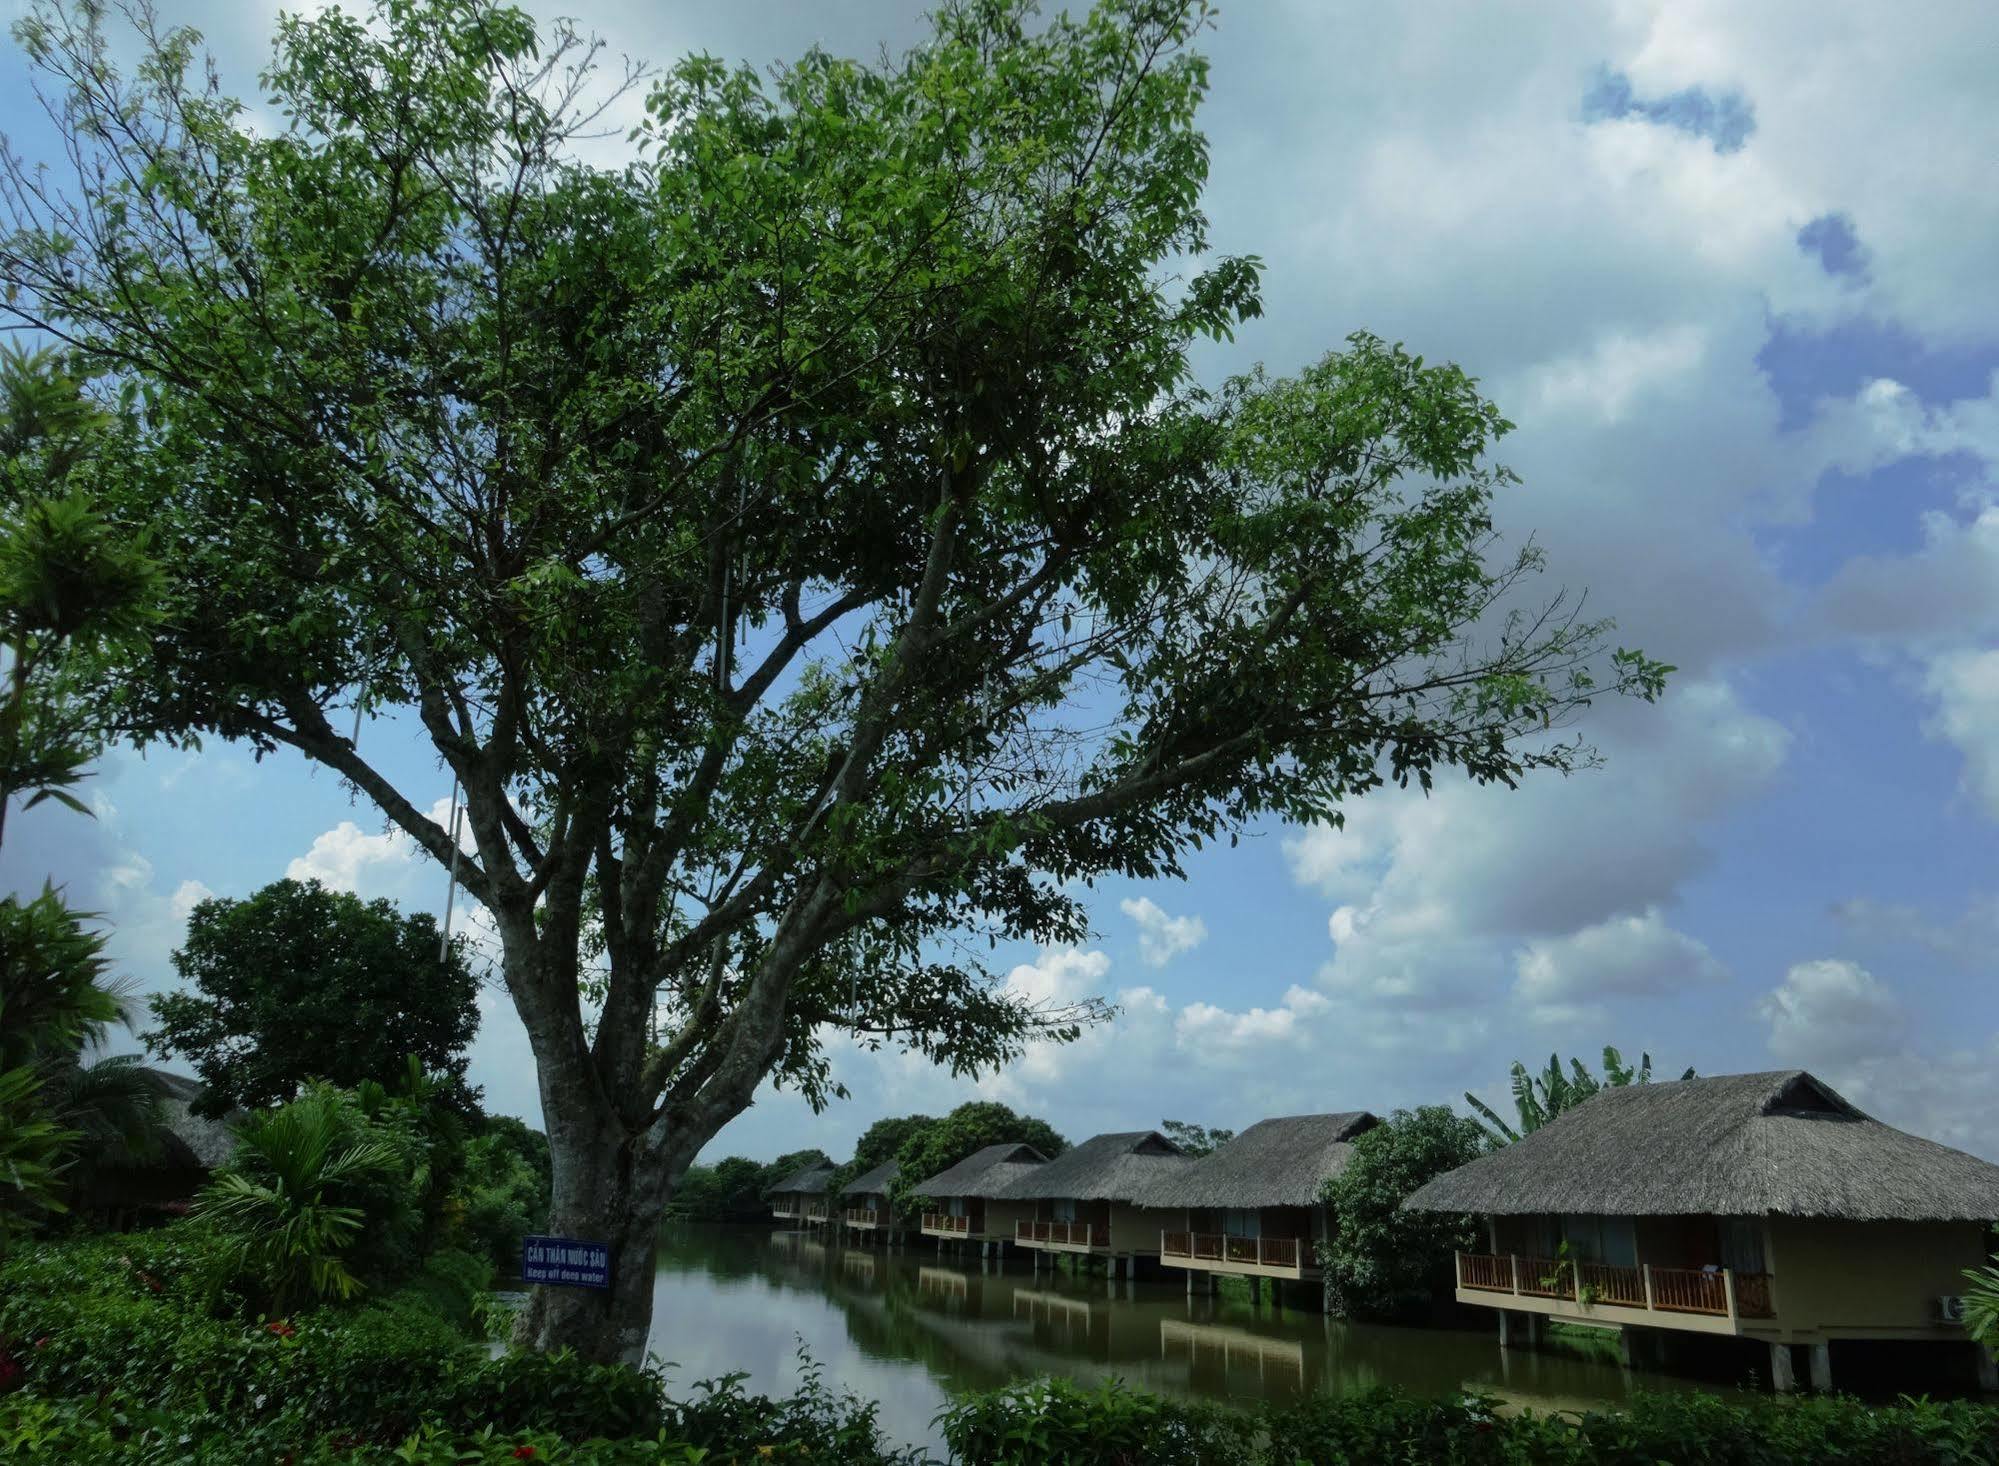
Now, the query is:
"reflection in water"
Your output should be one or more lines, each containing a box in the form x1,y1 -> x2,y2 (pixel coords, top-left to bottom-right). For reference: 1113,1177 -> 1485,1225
647,1225 -> 1729,1454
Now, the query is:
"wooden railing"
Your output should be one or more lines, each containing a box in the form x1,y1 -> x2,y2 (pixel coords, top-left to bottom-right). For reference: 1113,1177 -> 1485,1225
845,1208 -> 880,1227
922,1212 -> 970,1234
1016,1219 -> 1097,1248
1456,1253 -> 1775,1322
1161,1231 -> 1307,1272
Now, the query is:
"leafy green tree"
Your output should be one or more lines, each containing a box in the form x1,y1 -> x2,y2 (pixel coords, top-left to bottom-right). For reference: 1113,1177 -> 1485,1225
891,1102 -> 1066,1208
456,1115 -> 552,1274
1465,1046 -> 1695,1146
669,1155 -> 771,1223
146,878 -> 481,1118
827,1112 -> 938,1199
0,345 -> 160,839
0,0 -> 1668,1359
1320,1105 -> 1485,1321
1160,1119 -> 1234,1157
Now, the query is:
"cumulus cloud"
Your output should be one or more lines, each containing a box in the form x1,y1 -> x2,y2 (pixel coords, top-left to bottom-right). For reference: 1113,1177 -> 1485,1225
1118,896 -> 1208,968
1176,986 -> 1331,1053
1288,681 -> 1788,1009
1922,649 -> 1999,821
1513,908 -> 1727,1011
1831,893 -> 1999,969
1759,958 -> 1907,1066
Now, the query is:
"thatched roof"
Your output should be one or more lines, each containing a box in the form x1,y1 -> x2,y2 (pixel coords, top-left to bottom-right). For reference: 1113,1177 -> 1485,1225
994,1130 -> 1189,1203
769,1161 -> 837,1195
1139,1112 -> 1380,1209
910,1142 -> 1048,1199
843,1160 -> 900,1198
145,1070 -> 242,1171
1404,1070 -> 1999,1222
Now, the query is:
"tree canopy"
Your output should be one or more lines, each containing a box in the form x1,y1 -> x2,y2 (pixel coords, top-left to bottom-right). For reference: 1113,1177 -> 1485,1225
146,878 -> 481,1118
0,0 -> 1668,1359
891,1101 -> 1066,1204
1160,1119 -> 1233,1157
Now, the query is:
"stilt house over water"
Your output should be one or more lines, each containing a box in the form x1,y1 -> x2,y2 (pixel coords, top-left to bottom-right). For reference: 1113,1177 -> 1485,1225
1142,1112 -> 1382,1285
1403,1070 -> 1999,1394
841,1159 -> 901,1237
768,1161 -> 837,1226
997,1130 -> 1193,1272
912,1142 -> 1048,1252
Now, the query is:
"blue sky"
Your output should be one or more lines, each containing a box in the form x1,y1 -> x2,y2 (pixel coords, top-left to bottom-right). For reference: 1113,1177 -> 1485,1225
4,0 -> 1998,1164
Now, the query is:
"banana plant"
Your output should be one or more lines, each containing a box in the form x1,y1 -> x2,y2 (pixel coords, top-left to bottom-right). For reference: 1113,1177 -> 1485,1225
1466,1046 -> 1694,1146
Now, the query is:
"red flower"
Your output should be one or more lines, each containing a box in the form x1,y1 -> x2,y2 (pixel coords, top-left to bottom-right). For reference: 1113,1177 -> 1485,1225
512,1448 -> 538,1460
264,1320 -> 297,1339
32,1338 -> 48,1351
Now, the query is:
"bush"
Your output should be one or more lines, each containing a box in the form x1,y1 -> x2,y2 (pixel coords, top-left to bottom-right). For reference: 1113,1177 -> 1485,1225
938,1377 -> 1254,1466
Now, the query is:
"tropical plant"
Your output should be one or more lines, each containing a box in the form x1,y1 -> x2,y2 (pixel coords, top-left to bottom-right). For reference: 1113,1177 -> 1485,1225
195,1086 -> 402,1314
1,0 -> 1670,1360
1160,1119 -> 1234,1157
1319,1106 -> 1486,1321
1965,1257 -> 1999,1359
146,878 -> 481,1118
1466,1045 -> 1695,1146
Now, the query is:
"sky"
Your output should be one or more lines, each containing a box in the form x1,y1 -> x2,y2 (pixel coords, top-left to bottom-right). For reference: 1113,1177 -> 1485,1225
4,0 -> 1998,1165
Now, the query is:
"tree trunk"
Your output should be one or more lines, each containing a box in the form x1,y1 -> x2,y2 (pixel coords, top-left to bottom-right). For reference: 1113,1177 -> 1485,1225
513,1134 -> 671,1366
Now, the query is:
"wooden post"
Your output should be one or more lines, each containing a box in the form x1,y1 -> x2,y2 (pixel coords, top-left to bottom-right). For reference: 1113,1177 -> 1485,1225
1808,1342 -> 1832,1393
1723,1268 -> 1738,1322
1642,1264 -> 1655,1311
1454,1251 -> 1464,1289
1510,1254 -> 1521,1296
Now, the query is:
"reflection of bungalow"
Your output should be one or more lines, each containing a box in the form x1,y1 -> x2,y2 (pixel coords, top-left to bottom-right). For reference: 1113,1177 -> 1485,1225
1159,1318 -> 1307,1394
1144,1112 -> 1381,1289
999,1130 -> 1191,1274
913,1142 -> 1047,1252
1404,1070 -> 1999,1394
768,1161 -> 836,1224
842,1160 -> 901,1237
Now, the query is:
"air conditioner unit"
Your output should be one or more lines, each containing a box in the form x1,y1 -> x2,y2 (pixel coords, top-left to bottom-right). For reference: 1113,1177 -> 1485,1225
1937,1295 -> 1966,1323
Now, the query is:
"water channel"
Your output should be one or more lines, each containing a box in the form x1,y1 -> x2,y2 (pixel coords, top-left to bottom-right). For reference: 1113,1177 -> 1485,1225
642,1225 -> 1738,1453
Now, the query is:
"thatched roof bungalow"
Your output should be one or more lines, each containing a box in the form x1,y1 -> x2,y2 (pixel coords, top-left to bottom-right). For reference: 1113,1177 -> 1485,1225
1404,1070 -> 1999,1392
1141,1112 -> 1380,1282
80,1069 -> 244,1228
995,1130 -> 1191,1259
910,1141 -> 1048,1246
841,1159 -> 901,1234
768,1160 -> 837,1224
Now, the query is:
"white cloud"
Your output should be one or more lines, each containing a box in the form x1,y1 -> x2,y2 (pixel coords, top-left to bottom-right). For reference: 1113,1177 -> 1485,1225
1176,985 -> 1330,1052
1922,649 -> 1999,821
1287,681 -> 1788,1009
1513,908 -> 1727,1009
1118,895 -> 1208,967
1831,893 -> 1999,969
1759,957 -> 1907,1067
286,819 -> 416,894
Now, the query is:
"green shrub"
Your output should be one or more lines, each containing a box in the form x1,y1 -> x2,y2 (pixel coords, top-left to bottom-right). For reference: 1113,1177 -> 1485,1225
938,1377 -> 1254,1466
399,1245 -> 494,1333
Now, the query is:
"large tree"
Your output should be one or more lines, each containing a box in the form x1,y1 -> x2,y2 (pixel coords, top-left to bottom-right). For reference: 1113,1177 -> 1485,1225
146,877 -> 482,1117
0,0 -> 1669,1360
891,1100 -> 1068,1207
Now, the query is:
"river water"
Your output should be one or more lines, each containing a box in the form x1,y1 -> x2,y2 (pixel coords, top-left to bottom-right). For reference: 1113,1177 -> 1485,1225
642,1225 -> 1731,1452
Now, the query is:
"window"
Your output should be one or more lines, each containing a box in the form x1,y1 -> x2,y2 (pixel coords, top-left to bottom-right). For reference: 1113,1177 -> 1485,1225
1561,1214 -> 1636,1266
1053,1197 -> 1078,1222
1224,1209 -> 1260,1238
1718,1218 -> 1766,1274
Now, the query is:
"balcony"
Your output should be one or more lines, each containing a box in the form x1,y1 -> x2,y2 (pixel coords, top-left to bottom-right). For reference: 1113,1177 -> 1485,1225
921,1211 -> 973,1237
771,1201 -> 803,1220
801,1203 -> 830,1225
1014,1219 -> 1099,1252
1160,1230 -> 1312,1280
845,1207 -> 884,1229
1456,1252 -> 1776,1335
